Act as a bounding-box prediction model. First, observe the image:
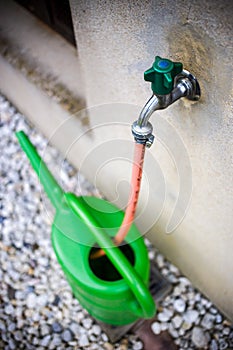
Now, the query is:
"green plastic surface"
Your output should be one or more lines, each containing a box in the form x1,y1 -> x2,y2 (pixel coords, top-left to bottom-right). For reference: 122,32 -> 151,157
144,56 -> 183,95
16,131 -> 156,325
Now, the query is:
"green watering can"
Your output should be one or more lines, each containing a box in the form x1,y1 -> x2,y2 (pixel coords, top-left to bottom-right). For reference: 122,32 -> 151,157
16,131 -> 156,326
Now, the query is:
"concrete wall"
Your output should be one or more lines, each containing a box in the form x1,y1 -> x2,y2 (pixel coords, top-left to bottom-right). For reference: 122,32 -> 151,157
70,0 -> 233,321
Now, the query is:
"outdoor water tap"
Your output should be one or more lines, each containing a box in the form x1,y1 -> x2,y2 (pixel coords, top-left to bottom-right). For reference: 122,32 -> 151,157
132,56 -> 201,147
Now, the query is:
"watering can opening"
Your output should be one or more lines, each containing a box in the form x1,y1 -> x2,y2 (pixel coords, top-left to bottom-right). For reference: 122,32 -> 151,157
89,242 -> 135,282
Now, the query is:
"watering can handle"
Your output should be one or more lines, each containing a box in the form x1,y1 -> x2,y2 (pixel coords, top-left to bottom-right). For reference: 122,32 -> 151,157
65,193 -> 156,319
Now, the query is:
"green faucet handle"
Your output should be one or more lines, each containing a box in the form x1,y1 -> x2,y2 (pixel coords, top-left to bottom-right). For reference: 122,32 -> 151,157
144,56 -> 183,95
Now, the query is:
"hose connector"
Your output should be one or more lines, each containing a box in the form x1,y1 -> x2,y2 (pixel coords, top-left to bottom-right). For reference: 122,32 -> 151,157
131,121 -> 154,148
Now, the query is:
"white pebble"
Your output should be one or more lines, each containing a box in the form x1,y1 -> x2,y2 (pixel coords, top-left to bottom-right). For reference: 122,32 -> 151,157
181,321 -> 192,331
169,264 -> 179,275
210,339 -> 218,350
218,339 -> 228,349
0,100 -> 10,111
82,317 -> 93,329
37,294 -> 48,307
40,335 -> 51,347
156,254 -> 164,268
195,293 -> 201,302
69,322 -> 81,335
169,327 -> 179,338
151,321 -> 161,335
26,293 -> 37,308
5,304 -> 14,315
62,329 -> 73,342
223,327 -> 230,336
174,298 -> 186,313
191,327 -> 208,348
79,334 -> 89,347
201,313 -> 215,330
183,309 -> 199,324
0,321 -> 6,331
8,323 -> 16,332
15,291 -> 25,300
50,334 -> 62,347
133,341 -> 143,350
172,315 -> 183,329
14,330 -> 23,341
92,324 -> 101,336
40,325 -> 50,336
102,333 -> 109,342
157,308 -> 173,322
179,328 -> 185,337
173,284 -> 186,295
8,339 -> 16,349
160,322 -> 169,331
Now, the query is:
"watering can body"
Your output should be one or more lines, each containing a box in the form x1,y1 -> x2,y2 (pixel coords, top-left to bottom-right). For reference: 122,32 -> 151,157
16,131 -> 156,326
53,194 -> 152,325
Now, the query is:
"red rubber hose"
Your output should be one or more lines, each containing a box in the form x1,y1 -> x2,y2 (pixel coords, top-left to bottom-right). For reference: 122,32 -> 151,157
91,143 -> 146,259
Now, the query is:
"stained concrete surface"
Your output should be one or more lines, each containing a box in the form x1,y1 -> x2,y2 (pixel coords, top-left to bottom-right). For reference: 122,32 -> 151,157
70,0 -> 233,321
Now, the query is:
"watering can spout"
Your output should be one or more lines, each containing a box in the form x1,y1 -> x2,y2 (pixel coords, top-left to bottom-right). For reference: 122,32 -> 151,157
16,130 -> 64,210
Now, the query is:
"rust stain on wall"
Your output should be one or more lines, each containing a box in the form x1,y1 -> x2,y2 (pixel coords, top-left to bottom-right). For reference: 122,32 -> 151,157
167,22 -> 232,125
167,24 -> 215,102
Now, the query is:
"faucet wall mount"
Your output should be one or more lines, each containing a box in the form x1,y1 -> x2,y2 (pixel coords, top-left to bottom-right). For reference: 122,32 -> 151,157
132,56 -> 201,147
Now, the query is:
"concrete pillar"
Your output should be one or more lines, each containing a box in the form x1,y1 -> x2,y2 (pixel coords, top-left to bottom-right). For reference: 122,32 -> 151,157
69,0 -> 233,320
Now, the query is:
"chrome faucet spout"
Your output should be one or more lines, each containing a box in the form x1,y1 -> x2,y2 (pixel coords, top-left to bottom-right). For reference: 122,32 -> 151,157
137,94 -> 160,128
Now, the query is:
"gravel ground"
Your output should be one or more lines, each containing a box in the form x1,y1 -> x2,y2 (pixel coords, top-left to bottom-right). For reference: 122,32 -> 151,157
0,93 -> 232,350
